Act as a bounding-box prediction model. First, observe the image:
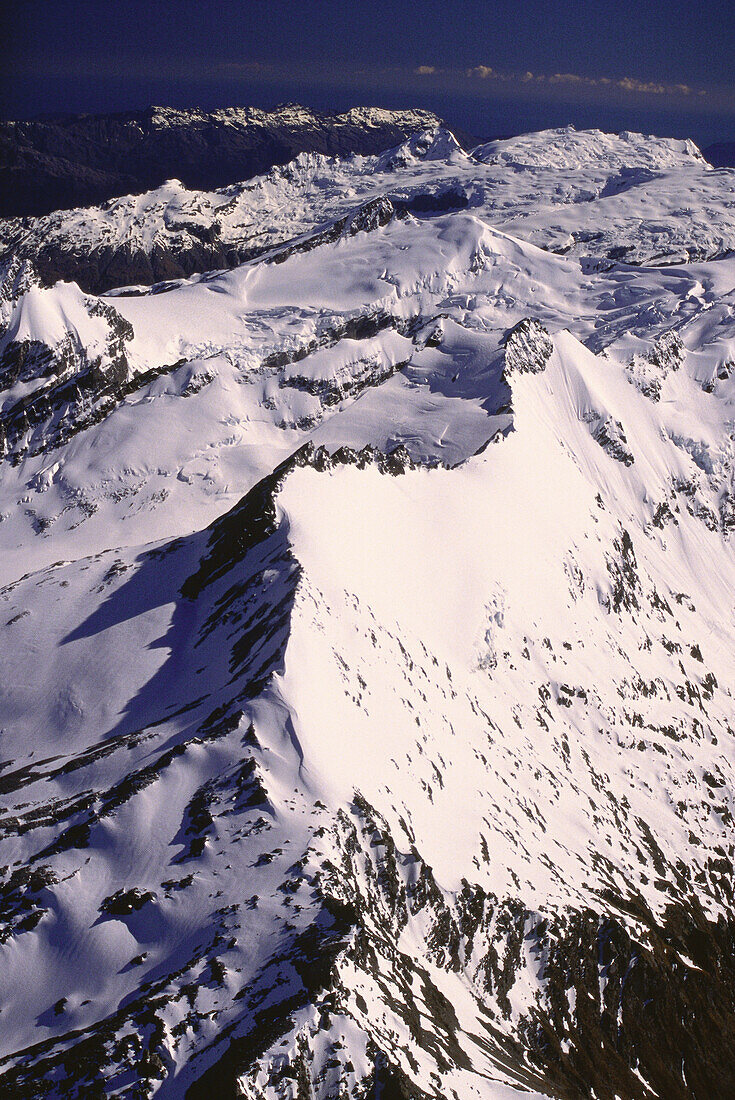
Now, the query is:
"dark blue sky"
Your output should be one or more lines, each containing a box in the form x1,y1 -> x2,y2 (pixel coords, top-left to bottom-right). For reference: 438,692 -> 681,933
3,0 -> 734,145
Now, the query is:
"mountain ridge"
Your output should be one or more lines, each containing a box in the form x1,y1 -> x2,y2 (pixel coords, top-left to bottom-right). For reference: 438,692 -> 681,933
0,103 -> 446,219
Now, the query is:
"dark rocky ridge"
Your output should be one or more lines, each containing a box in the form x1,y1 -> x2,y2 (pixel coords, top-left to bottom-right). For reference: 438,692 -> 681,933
0,103 -> 444,219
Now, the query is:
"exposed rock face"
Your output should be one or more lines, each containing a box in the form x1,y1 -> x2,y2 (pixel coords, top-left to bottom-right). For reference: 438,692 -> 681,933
628,330 -> 686,401
0,285 -> 138,460
235,798 -> 735,1100
0,104 -> 444,218
0,256 -> 40,340
586,414 -> 635,466
503,318 -> 554,375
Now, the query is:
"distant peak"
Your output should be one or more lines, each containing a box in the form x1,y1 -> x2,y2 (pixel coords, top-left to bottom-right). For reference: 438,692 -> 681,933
472,126 -> 706,170
377,127 -> 468,170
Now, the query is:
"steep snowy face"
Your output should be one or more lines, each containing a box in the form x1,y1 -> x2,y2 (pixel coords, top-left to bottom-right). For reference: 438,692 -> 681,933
2,124 -> 734,293
278,331 -> 735,907
0,127 -> 735,1099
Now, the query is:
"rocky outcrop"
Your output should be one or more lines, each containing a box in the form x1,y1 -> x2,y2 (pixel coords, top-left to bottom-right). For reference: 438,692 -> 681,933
24,236 -> 250,297
214,790 -> 735,1100
266,196 -> 402,269
503,318 -> 554,376
0,255 -> 39,332
628,330 -> 685,401
586,413 -> 635,466
0,296 -> 137,460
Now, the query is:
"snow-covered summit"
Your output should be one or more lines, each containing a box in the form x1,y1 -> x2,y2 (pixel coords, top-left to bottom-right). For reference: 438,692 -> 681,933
472,123 -> 708,170
377,126 -> 471,169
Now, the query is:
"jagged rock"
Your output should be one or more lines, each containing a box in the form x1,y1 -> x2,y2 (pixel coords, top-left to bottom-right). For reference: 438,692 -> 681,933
0,256 -> 39,333
0,292 -> 136,459
586,413 -> 635,465
720,491 -> 735,534
647,329 -> 685,373
503,318 -> 554,375
100,887 -> 156,915
628,329 -> 686,401
344,196 -> 397,235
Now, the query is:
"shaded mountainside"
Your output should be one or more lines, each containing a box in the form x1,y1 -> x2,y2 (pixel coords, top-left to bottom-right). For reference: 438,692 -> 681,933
0,103 -> 444,218
0,121 -> 735,1098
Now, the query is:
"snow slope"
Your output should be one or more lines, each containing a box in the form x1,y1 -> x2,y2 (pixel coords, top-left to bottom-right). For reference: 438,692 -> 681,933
0,125 -> 734,1098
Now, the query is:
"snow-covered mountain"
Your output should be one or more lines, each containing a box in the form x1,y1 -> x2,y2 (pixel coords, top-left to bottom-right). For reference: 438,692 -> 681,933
3,125 -> 734,294
0,123 -> 734,1099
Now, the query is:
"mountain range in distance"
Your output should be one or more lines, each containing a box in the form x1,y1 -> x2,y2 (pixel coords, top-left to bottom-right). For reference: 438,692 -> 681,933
0,104 -> 453,219
2,119 -> 734,297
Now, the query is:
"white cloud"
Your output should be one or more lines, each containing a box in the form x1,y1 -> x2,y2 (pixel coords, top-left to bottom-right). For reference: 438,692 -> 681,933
464,65 -> 699,97
466,65 -> 494,79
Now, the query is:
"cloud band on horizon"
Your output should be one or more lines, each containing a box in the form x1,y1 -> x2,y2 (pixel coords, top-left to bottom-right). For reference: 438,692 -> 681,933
456,64 -> 704,98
